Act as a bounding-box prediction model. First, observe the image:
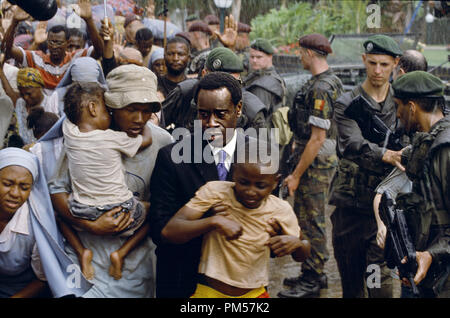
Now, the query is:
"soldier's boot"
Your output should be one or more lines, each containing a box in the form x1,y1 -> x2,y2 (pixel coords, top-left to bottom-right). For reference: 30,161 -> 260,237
283,272 -> 328,289
278,271 -> 324,298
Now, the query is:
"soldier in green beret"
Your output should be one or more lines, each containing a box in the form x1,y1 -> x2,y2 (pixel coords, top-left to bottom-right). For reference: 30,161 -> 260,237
243,38 -> 287,121
390,71 -> 450,297
328,34 -> 403,298
278,33 -> 344,298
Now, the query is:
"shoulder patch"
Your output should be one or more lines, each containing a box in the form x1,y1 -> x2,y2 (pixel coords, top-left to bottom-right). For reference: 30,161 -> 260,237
314,99 -> 325,111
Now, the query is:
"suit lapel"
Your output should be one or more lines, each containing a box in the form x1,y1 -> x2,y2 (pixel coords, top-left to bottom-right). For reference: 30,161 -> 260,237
191,135 -> 219,183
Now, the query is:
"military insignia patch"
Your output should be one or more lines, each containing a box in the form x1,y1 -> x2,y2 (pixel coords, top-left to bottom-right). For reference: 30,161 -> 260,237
366,42 -> 373,51
314,99 -> 325,111
212,59 -> 222,70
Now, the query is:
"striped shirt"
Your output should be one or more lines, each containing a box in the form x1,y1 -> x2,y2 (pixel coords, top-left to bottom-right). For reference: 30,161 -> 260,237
18,46 -> 94,91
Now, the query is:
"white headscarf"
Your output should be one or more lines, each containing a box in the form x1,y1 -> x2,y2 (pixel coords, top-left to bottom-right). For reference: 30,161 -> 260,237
0,147 -> 92,297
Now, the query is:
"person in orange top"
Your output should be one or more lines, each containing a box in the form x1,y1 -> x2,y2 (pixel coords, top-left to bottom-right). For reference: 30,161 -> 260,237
3,1 -> 103,94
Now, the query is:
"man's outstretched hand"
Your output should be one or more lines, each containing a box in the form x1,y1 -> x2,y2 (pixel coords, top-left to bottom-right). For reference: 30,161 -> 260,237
214,15 -> 238,50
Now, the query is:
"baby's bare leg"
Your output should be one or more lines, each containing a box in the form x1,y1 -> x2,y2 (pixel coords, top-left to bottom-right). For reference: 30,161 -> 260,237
57,218 -> 95,280
108,221 -> 151,280
109,250 -> 123,280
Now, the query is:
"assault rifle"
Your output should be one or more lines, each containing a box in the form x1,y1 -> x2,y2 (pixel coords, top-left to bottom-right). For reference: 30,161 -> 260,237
344,95 -> 406,151
379,192 -> 421,297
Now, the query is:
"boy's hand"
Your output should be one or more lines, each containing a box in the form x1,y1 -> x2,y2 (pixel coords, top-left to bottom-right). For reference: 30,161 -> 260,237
266,217 -> 283,237
266,235 -> 302,258
213,214 -> 243,240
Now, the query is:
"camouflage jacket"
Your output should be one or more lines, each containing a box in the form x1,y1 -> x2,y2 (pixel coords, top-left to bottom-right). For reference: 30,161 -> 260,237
288,69 -> 343,143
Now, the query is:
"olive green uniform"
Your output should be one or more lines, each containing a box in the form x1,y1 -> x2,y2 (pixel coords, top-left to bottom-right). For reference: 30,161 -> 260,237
287,69 -> 343,277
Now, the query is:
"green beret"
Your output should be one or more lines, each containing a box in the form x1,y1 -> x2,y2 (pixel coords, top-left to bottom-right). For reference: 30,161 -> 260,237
206,47 -> 244,73
185,14 -> 199,22
363,34 -> 402,57
250,38 -> 274,55
392,71 -> 444,99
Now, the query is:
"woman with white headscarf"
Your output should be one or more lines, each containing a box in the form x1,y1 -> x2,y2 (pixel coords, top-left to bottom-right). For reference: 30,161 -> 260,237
47,56 -> 107,118
0,147 -> 92,297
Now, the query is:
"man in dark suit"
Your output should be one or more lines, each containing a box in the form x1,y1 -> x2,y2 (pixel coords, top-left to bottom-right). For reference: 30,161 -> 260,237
149,72 -> 261,298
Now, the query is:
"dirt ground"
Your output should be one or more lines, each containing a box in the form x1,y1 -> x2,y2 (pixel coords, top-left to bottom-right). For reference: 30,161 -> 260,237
267,203 -> 401,298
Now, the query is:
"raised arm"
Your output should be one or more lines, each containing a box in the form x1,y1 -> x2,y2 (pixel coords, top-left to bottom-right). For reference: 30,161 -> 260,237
0,57 -> 19,105
78,0 -> 104,59
2,6 -> 30,64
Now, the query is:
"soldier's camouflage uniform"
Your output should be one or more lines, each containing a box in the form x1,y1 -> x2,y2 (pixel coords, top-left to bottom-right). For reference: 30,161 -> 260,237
287,69 -> 343,277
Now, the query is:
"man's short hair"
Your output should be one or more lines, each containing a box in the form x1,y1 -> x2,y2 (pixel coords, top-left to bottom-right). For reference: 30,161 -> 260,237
399,97 -> 444,114
48,25 -> 69,40
193,72 -> 242,106
166,36 -> 191,53
398,50 -> 428,73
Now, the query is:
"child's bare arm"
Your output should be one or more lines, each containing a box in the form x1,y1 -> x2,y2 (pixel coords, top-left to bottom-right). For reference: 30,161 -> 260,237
161,205 -> 242,244
139,124 -> 152,149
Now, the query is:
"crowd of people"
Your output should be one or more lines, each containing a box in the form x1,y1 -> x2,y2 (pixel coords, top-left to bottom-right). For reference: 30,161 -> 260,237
0,0 -> 448,299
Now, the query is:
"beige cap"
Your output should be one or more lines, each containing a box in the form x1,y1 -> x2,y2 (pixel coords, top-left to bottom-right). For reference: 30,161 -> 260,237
105,64 -> 161,112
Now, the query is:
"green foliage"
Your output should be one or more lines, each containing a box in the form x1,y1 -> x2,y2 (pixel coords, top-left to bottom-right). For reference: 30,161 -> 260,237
250,0 -> 369,47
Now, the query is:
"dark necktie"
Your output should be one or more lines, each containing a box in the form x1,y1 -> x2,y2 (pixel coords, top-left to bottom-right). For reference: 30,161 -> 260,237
216,150 -> 228,181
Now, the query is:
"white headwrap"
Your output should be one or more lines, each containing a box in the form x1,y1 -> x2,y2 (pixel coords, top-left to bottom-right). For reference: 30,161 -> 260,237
0,147 -> 92,297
